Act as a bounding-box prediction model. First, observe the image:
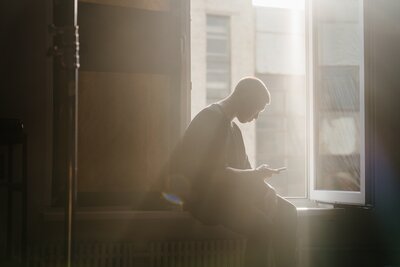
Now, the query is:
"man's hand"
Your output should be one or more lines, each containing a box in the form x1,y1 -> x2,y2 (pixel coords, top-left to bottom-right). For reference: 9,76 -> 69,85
256,164 -> 286,178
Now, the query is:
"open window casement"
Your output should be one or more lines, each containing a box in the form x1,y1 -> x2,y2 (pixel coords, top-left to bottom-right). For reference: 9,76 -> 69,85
308,0 -> 367,205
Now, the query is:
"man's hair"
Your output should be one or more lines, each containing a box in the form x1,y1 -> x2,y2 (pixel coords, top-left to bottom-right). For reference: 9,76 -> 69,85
232,77 -> 270,106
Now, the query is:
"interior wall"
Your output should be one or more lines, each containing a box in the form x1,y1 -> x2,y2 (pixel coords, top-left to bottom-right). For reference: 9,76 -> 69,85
78,72 -> 170,194
1,0 -> 185,240
2,0 -> 53,242
49,1 -> 183,207
368,0 -> 400,258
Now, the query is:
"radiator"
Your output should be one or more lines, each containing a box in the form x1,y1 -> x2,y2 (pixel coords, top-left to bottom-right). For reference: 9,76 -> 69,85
150,240 -> 246,267
27,242 -> 148,267
26,239 -> 246,267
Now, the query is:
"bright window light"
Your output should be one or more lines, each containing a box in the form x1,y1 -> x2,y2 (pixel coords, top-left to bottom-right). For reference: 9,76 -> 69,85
253,0 -> 305,10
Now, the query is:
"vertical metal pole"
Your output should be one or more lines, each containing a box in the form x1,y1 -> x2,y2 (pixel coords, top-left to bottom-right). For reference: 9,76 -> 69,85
22,133 -> 27,266
49,0 -> 79,265
64,1 -> 79,266
6,145 -> 13,259
58,0 -> 79,267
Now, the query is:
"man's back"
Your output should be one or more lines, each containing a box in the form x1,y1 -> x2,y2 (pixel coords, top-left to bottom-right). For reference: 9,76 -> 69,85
167,104 -> 249,221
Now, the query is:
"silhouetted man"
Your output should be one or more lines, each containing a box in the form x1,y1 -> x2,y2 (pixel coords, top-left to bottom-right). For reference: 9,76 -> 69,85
165,77 -> 297,267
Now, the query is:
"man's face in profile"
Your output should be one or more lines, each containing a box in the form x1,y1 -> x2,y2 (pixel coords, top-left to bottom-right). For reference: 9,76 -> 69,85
237,103 -> 266,123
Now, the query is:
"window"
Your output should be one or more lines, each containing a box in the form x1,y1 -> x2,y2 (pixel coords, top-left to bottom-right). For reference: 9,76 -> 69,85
256,78 -> 307,197
206,15 -> 231,104
309,0 -> 366,204
254,0 -> 366,205
193,0 -> 367,206
255,5 -> 307,198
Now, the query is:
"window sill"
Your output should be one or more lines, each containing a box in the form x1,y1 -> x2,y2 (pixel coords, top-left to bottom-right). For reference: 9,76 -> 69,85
43,198 -> 346,222
286,197 -> 345,218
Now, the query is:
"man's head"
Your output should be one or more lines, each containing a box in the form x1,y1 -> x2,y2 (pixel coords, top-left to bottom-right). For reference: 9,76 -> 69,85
231,77 -> 270,123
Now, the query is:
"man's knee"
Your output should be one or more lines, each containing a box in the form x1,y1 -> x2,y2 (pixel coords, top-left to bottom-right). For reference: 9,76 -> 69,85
276,196 -> 298,223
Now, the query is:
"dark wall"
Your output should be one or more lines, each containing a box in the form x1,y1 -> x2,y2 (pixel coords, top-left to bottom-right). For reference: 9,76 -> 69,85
368,0 -> 400,260
1,0 -> 53,242
1,0 -> 187,243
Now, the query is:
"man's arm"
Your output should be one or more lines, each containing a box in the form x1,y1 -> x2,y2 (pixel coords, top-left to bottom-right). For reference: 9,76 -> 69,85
226,165 -> 282,179
222,165 -> 282,188
222,166 -> 278,204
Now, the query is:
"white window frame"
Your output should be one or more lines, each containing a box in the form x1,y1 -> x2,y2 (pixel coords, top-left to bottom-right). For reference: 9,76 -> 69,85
307,0 -> 366,205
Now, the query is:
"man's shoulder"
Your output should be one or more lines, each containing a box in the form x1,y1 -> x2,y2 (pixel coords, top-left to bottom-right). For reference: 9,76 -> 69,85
184,105 -> 228,137
192,104 -> 226,124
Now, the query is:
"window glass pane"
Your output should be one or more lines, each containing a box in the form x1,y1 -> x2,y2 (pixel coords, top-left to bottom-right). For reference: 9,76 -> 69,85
314,0 -> 363,192
316,113 -> 361,191
206,15 -> 231,104
207,39 -> 229,55
207,15 -> 230,29
319,66 -> 359,111
255,4 -> 307,198
268,91 -> 286,114
207,61 -> 230,72
207,72 -> 230,83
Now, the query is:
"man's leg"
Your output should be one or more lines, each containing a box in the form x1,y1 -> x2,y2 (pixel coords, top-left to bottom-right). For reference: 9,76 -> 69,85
213,185 -> 298,267
271,196 -> 298,267
219,203 -> 273,267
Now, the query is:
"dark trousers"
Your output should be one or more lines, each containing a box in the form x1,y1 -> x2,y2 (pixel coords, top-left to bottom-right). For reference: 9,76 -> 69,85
218,194 -> 298,267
